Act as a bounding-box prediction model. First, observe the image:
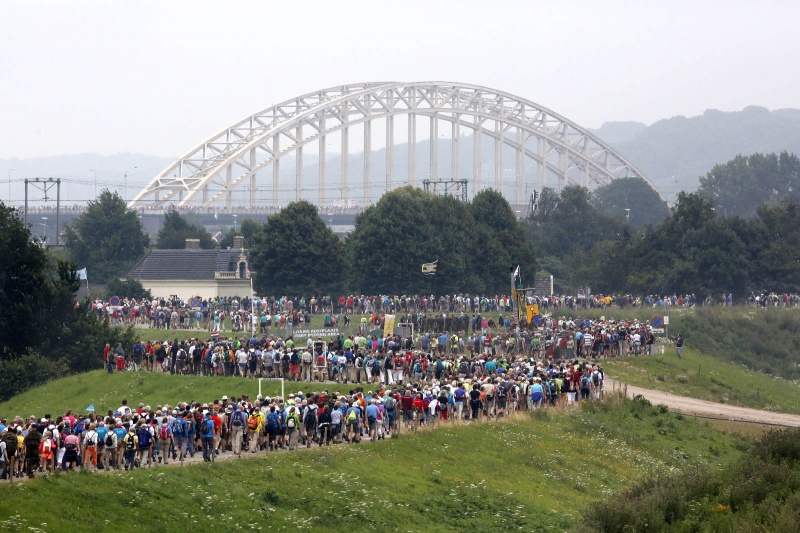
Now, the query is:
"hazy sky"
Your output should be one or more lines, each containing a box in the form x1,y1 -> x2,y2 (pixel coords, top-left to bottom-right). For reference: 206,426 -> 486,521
2,0 -> 798,159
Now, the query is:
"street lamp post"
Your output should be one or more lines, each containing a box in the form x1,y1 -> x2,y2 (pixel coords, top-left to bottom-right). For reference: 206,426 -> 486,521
41,217 -> 47,244
232,214 -> 238,233
625,208 -> 631,224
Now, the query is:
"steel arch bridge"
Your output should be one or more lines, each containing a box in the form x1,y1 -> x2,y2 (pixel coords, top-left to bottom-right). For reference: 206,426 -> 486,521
130,82 -> 661,209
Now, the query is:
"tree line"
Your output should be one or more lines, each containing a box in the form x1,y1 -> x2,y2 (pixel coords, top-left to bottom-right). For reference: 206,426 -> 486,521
51,151 -> 800,299
0,202 -> 134,401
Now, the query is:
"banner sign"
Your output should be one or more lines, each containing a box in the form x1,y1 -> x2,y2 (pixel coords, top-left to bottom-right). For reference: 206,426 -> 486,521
291,328 -> 340,338
383,314 -> 396,338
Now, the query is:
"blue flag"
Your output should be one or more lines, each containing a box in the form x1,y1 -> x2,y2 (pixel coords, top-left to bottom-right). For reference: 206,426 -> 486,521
86,403 -> 95,412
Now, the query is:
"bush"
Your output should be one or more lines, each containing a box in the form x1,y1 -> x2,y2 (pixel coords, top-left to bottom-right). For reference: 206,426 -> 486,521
0,351 -> 66,402
580,428 -> 800,531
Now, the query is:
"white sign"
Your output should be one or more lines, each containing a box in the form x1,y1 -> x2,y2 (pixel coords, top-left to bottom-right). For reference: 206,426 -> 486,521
663,316 -> 670,325
291,328 -> 340,338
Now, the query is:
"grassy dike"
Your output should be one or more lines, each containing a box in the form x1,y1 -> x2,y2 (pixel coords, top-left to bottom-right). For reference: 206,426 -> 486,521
0,395 -> 748,533
0,371 -> 289,418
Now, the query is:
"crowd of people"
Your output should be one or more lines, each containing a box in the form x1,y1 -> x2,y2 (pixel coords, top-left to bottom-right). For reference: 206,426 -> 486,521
1,352 -> 608,481
104,311 -> 671,378
91,290 -> 800,334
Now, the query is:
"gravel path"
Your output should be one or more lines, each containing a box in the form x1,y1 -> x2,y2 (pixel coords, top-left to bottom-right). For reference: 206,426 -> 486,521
608,378 -> 800,427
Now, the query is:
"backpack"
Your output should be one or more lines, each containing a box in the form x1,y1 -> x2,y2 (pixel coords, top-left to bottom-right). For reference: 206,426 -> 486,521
581,376 -> 591,390
125,435 -> 136,451
42,439 -> 52,453
592,372 -> 600,386
304,409 -> 316,426
247,415 -> 259,430
384,397 -> 396,411
159,424 -> 170,440
371,359 -> 381,374
549,381 -> 559,398
4,433 -> 17,456
231,411 -> 244,427
171,419 -> 184,437
286,415 -> 297,429
436,360 -> 443,372
137,428 -> 151,447
413,362 -> 422,373
199,419 -> 210,435
347,409 -> 357,422
105,433 -> 114,447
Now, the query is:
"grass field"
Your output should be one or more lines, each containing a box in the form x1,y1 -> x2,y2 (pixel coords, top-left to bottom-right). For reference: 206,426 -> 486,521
602,348 -> 800,415
0,371 -> 296,419
0,394 -> 749,533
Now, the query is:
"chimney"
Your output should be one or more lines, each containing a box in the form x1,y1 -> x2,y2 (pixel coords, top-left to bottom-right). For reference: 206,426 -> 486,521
185,238 -> 200,250
233,236 -> 244,249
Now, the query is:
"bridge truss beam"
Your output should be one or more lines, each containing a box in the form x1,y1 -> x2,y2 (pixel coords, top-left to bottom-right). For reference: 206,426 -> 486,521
130,82 -> 662,209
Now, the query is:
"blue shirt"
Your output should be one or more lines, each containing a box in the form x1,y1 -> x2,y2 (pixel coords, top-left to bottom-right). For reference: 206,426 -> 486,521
365,404 -> 379,420
202,417 -> 215,438
438,334 -> 447,346
96,426 -> 108,443
114,427 -> 127,440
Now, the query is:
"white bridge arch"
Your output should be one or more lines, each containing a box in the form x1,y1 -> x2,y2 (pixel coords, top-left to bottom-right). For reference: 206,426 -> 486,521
129,82 -> 661,209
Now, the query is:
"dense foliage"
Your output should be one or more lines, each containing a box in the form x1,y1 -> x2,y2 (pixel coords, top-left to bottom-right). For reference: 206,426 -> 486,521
581,423 -> 800,532
156,209 -> 215,249
346,187 -> 535,295
218,218 -> 260,249
698,151 -> 800,217
62,189 -> 150,283
592,176 -> 671,227
0,202 -> 135,401
249,201 -> 343,296
528,159 -> 800,297
105,277 -> 153,300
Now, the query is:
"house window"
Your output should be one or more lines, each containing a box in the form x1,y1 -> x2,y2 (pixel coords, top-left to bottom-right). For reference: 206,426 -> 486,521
239,262 -> 247,279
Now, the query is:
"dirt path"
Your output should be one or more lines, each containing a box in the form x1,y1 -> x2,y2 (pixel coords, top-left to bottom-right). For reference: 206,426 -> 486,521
608,378 -> 800,427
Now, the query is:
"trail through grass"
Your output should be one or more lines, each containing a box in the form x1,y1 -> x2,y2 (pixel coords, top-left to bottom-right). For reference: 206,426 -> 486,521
602,349 -> 800,414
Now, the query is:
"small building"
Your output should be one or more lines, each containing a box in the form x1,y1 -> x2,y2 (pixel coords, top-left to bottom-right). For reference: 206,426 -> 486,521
127,237 -> 253,299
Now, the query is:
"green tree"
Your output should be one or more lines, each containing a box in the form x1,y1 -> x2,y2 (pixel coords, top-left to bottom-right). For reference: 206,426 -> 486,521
63,189 -> 149,283
526,186 -> 624,292
105,277 -> 153,300
346,187 -> 532,295
219,218 -> 261,249
469,189 -> 536,292
698,152 -> 800,218
249,201 -> 343,295
592,176 -> 671,227
749,199 -> 800,292
156,209 -> 215,249
0,201 -> 135,399
623,193 -> 750,296
0,202 -> 50,358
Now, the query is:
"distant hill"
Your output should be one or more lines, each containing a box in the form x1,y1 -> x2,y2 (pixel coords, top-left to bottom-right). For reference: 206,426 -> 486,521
591,106 -> 800,199
1,153 -> 174,206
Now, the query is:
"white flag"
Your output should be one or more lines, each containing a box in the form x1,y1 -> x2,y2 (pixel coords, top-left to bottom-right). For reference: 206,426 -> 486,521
77,268 -> 88,280
512,265 -> 520,280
